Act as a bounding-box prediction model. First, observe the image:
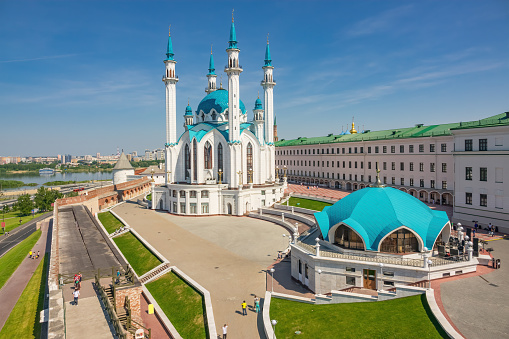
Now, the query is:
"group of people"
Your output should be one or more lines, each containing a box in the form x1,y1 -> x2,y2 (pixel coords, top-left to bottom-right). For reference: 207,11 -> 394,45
241,295 -> 261,316
473,222 -> 497,237
28,250 -> 40,259
72,272 -> 83,305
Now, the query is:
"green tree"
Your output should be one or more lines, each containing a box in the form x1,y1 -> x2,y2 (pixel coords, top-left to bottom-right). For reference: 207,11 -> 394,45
34,187 -> 62,212
17,194 -> 33,216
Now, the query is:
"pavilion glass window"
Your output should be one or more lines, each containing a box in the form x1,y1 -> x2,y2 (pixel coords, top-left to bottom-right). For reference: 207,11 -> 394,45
465,193 -> 472,205
334,225 -> 364,250
189,203 -> 197,214
380,228 -> 419,253
180,203 -> 186,213
180,190 -> 185,198
201,203 -> 209,214
480,167 -> 487,181
465,139 -> 473,151
190,191 -> 197,198
479,139 -> 488,151
172,202 -> 177,213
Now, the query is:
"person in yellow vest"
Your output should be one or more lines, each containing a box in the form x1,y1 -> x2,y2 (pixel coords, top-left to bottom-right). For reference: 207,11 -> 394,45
241,300 -> 247,316
29,250 -> 32,259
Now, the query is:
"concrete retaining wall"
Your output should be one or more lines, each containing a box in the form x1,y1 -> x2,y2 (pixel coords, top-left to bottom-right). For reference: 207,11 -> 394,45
260,208 -> 316,227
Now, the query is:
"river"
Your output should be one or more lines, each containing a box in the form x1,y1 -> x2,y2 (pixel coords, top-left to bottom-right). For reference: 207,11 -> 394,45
0,171 -> 113,191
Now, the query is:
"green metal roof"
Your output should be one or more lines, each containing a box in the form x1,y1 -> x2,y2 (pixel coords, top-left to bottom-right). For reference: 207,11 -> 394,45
314,187 -> 449,251
275,112 -> 509,147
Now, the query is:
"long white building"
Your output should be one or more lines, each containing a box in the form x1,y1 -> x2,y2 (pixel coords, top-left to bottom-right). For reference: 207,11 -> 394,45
275,113 -> 509,231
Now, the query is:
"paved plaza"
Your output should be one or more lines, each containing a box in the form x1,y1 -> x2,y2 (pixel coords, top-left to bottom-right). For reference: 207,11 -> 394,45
113,201 -> 291,339
440,238 -> 509,339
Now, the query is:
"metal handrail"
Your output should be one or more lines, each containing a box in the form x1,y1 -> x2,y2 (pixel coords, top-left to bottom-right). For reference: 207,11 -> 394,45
95,274 -> 127,339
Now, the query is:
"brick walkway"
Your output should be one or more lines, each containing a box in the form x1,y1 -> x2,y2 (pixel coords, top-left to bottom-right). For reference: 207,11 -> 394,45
285,183 -> 350,201
0,220 -> 50,330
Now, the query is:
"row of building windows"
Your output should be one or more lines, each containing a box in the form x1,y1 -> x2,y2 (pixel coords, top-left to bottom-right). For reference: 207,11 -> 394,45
277,143 -> 448,156
464,138 -> 488,151
278,160 -> 448,173
465,193 -> 504,209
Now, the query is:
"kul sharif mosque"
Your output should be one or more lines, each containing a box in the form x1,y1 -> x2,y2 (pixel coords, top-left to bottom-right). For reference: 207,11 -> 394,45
151,14 -> 287,215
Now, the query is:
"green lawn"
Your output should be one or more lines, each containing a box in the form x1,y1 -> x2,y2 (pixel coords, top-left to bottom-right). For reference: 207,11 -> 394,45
146,272 -> 206,339
0,211 -> 47,236
287,197 -> 332,211
0,229 -> 42,289
113,231 -> 161,276
270,295 -> 448,339
97,211 -> 124,234
0,255 -> 48,339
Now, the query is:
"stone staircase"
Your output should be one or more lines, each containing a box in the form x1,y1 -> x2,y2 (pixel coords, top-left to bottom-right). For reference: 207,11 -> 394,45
104,286 -> 129,331
139,263 -> 172,284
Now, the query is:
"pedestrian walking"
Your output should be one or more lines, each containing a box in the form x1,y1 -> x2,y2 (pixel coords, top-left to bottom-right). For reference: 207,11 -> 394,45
241,300 -> 247,316
73,289 -> 80,305
255,298 -> 260,313
29,250 -> 32,259
36,251 -> 40,259
222,324 -> 228,339
253,295 -> 257,309
78,272 -> 83,289
472,228 -> 476,238
116,270 -> 121,284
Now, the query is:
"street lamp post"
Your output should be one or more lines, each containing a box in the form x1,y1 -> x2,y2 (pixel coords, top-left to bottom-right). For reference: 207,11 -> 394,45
317,269 -> 322,295
218,169 -> 223,185
427,259 -> 433,289
379,263 -> 384,291
270,268 -> 275,293
271,319 -> 278,339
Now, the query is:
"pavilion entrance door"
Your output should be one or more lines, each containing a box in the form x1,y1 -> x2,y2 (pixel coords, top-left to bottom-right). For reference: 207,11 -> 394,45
363,269 -> 376,290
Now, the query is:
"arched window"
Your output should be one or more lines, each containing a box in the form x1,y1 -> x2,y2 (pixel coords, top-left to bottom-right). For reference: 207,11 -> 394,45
184,144 -> 190,180
211,112 -> 217,120
218,143 -> 223,171
380,228 -> 419,253
246,143 -> 253,183
334,225 -> 364,250
204,142 -> 212,169
193,139 -> 198,181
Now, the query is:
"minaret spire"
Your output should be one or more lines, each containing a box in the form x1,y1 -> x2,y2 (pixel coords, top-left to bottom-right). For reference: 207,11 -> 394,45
264,33 -> 272,66
205,45 -> 217,94
165,25 -> 174,61
261,34 -> 276,181
229,9 -> 238,49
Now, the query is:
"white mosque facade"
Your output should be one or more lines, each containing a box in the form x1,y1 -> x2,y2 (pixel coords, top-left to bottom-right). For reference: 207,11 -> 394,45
151,20 -> 286,215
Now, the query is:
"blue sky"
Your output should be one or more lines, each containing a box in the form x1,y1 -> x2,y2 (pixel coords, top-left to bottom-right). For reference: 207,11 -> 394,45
1,1 -> 508,157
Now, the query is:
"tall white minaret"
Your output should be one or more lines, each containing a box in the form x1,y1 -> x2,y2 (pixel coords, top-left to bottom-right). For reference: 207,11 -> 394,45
225,14 -> 242,142
163,26 -> 178,146
205,46 -> 217,94
262,35 -> 275,145
163,26 -> 178,185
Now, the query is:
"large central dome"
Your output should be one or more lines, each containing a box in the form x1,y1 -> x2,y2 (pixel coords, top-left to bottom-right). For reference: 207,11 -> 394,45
196,89 -> 247,115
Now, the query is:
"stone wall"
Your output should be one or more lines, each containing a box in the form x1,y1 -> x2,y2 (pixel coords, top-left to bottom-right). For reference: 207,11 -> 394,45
115,285 -> 143,323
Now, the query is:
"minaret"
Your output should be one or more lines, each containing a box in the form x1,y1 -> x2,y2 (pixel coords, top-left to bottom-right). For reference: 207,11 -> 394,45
162,26 -> 178,146
273,115 -> 278,142
225,11 -> 242,142
205,46 -> 217,94
262,34 -> 275,145
253,94 -> 264,144
184,100 -> 194,128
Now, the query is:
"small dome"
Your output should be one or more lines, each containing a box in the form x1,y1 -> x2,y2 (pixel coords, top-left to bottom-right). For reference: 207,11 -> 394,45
185,105 -> 193,116
196,89 -> 246,116
254,98 -> 263,110
314,187 -> 449,251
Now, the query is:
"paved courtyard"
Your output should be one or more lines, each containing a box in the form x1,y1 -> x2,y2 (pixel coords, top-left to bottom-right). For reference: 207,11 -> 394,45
113,202 -> 291,339
440,238 -> 509,339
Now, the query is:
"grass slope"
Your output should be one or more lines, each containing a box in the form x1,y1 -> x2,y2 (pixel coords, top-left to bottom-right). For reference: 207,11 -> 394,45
113,231 -> 161,276
146,272 -> 206,339
0,229 -> 42,289
1,211 -> 47,235
97,211 -> 124,234
270,295 -> 448,339
287,197 -> 332,211
0,255 -> 48,339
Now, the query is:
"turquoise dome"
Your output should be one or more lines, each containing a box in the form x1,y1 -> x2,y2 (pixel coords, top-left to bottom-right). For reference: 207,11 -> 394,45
196,89 -> 246,115
254,98 -> 263,110
185,105 -> 193,116
314,187 -> 449,251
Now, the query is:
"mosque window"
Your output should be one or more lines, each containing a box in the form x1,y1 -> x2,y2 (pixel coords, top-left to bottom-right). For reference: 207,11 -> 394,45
217,143 -> 223,173
212,112 -> 217,120
247,143 -> 253,177
204,142 -> 213,169
185,145 -> 190,179
193,139 -> 198,180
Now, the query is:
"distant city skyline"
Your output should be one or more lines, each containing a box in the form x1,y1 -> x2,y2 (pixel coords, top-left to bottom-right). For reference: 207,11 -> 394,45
1,1 -> 508,155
